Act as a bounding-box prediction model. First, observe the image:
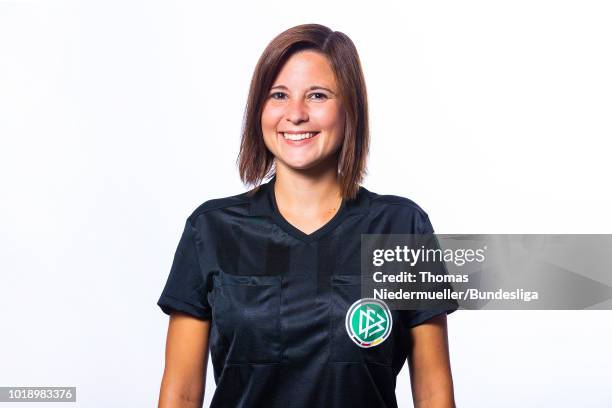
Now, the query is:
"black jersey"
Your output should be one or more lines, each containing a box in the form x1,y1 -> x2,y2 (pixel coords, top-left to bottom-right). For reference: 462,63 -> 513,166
157,176 -> 457,408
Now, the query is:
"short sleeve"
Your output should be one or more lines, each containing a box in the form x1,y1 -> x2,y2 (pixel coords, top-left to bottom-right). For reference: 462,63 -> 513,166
406,209 -> 459,328
157,217 -> 212,320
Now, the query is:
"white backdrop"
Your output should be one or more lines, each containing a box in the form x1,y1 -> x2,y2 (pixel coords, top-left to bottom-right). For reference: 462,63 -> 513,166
1,1 -> 611,407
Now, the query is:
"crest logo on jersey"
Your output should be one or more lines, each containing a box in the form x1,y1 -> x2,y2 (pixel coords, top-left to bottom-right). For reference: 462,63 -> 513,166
345,298 -> 392,348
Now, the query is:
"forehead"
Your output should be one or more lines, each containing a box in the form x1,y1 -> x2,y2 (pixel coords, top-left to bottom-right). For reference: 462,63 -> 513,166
273,49 -> 337,88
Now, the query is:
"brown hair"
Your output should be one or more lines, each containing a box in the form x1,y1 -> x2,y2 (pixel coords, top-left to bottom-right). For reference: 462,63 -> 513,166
237,23 -> 369,200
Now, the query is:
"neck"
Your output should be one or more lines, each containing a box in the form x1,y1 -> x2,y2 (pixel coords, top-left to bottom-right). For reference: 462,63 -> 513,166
273,161 -> 342,215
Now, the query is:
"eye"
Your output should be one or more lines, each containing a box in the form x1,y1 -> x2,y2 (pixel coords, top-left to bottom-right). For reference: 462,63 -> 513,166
270,91 -> 287,100
309,92 -> 328,100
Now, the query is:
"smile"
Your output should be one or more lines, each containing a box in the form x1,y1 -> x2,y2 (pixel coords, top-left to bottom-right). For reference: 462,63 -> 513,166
280,132 -> 320,141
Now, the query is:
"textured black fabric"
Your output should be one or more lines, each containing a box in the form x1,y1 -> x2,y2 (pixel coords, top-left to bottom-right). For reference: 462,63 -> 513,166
157,176 -> 458,408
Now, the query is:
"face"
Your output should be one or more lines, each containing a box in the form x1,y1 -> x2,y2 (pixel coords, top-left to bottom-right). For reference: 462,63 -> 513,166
261,49 -> 345,172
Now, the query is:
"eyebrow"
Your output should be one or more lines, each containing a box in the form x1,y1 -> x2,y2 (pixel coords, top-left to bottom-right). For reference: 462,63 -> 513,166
270,85 -> 336,95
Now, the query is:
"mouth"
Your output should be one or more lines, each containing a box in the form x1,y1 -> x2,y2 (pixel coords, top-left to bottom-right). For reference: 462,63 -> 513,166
279,131 -> 320,142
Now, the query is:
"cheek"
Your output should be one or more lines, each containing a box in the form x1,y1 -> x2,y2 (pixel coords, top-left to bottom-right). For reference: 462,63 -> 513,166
312,104 -> 344,132
261,104 -> 284,131
330,108 -> 346,148
261,105 -> 282,153
314,107 -> 345,150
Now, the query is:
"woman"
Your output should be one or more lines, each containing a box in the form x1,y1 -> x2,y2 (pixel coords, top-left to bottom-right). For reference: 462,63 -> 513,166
158,23 -> 457,408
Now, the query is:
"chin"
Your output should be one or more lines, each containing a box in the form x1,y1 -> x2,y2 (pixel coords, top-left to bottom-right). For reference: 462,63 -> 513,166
285,162 -> 316,171
280,157 -> 321,171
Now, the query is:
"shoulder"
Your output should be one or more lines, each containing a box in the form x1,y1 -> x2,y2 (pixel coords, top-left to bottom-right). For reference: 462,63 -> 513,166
185,190 -> 251,225
362,187 -> 435,233
365,188 -> 430,218
370,191 -> 429,216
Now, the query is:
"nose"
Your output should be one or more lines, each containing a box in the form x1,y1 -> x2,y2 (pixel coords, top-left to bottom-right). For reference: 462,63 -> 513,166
285,98 -> 309,125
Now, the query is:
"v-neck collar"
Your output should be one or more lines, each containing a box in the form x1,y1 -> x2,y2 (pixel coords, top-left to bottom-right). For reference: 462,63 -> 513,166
248,175 -> 370,244
269,177 -> 347,243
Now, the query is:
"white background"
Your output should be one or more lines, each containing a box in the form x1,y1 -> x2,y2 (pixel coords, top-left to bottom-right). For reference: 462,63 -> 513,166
1,0 -> 611,407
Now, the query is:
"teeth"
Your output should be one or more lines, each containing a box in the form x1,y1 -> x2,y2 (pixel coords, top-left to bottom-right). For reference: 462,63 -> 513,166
282,132 -> 317,141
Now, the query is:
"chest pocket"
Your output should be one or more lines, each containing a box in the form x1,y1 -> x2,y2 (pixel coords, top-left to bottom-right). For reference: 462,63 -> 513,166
330,274 -> 393,365
212,271 -> 282,364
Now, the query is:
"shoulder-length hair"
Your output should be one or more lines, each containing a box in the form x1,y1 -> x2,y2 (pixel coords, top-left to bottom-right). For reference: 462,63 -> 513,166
237,23 -> 369,200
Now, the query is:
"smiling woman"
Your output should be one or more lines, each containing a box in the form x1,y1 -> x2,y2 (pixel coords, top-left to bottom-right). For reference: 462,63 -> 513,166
260,50 -> 345,171
158,23 -> 458,408
238,24 -> 369,201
